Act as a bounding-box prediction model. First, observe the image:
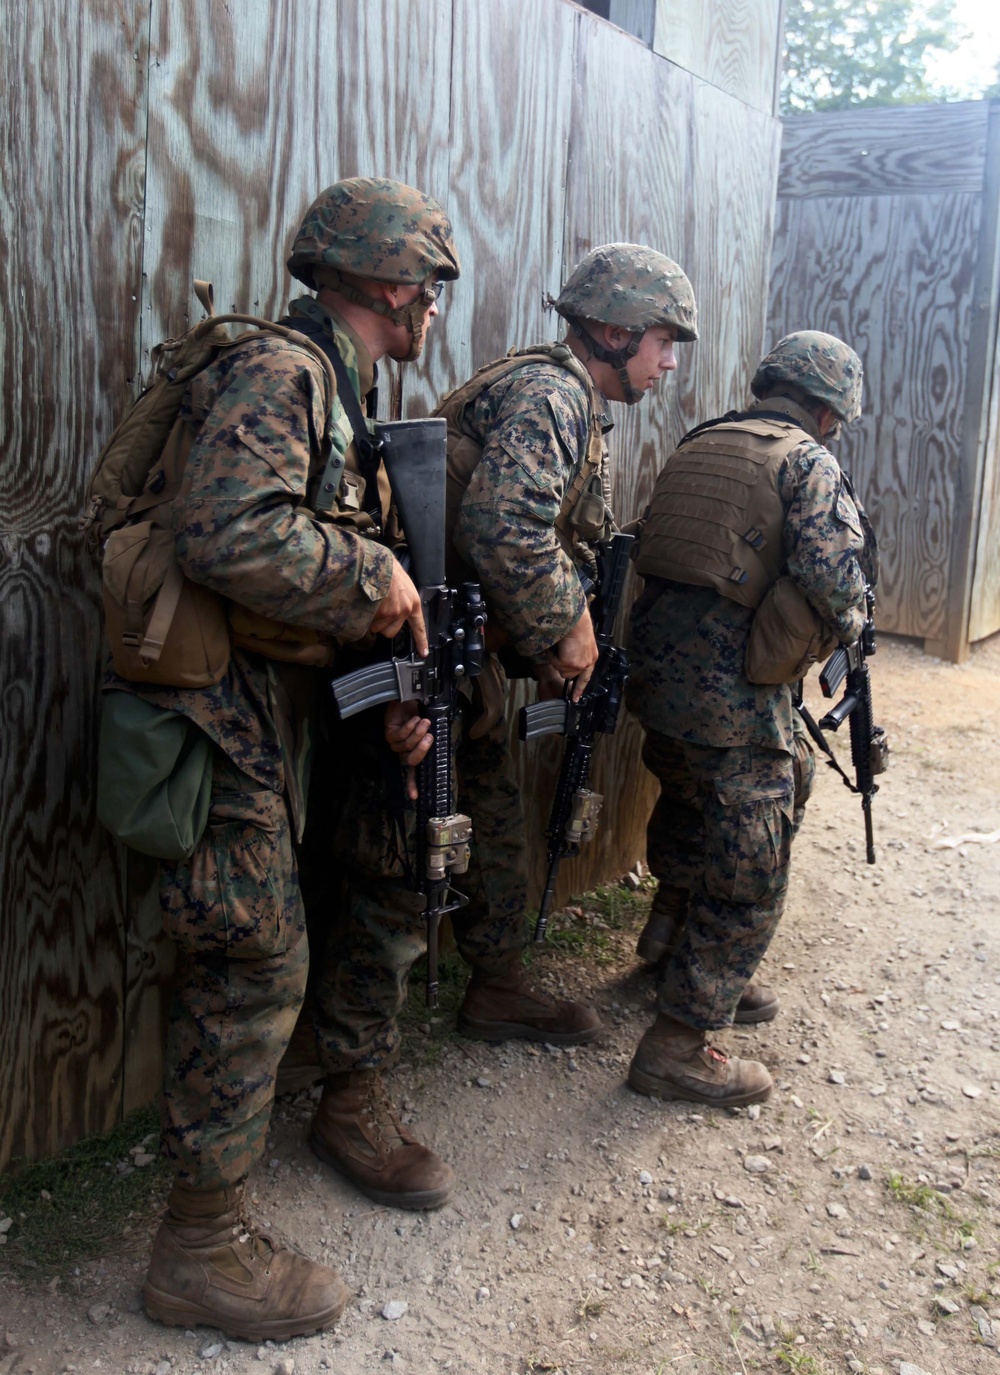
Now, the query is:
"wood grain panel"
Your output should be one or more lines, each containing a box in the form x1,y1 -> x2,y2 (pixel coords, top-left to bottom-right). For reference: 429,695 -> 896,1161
768,191 -> 979,640
0,534 -> 126,1170
440,0 -> 577,388
142,0 -> 454,412
653,0 -> 783,113
0,0 -> 148,1170
970,345 -> 1000,642
778,103 -> 988,200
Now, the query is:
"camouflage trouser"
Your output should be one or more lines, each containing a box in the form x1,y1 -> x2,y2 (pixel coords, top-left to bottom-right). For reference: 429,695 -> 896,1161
159,752 -> 307,1186
303,692 -> 528,1072
641,722 -> 814,1030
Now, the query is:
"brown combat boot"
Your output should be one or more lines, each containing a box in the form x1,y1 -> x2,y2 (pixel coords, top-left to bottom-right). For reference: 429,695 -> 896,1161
457,964 -> 601,1045
309,1070 -> 453,1211
734,982 -> 779,1024
628,1013 -> 773,1107
635,885 -> 688,964
143,1181 -> 348,1342
274,1016 -> 323,1097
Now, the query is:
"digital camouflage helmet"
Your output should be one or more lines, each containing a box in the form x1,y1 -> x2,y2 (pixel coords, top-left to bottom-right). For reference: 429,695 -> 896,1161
287,176 -> 461,360
751,330 -> 863,424
554,243 -> 698,404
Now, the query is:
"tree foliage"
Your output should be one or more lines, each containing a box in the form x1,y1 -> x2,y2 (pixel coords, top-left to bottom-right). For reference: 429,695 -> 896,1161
781,0 -> 961,114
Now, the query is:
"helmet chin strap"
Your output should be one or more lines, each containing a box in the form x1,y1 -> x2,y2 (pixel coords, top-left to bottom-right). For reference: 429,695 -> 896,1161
322,271 -> 425,361
568,318 -> 644,405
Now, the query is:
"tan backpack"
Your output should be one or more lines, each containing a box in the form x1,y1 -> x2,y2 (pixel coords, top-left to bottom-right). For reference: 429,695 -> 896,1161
85,282 -> 336,687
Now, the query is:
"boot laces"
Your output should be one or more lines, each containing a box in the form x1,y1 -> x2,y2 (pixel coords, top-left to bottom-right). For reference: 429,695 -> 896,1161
705,1044 -> 728,1065
233,1203 -> 278,1271
363,1072 -> 409,1150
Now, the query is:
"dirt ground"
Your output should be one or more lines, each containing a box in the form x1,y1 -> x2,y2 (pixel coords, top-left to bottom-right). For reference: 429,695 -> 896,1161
2,631 -> 999,1375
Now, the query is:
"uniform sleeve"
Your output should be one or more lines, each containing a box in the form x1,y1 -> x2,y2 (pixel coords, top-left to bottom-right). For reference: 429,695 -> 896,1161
452,370 -> 588,656
173,341 -> 394,643
779,441 -> 868,643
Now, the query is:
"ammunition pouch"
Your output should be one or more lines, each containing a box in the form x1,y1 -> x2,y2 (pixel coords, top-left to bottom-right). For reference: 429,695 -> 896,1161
745,576 -> 838,684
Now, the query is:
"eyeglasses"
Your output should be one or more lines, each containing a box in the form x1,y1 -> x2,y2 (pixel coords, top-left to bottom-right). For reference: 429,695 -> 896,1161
420,279 -> 445,304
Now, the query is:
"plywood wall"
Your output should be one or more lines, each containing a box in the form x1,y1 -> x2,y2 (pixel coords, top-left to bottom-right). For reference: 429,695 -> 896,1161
1,0 -> 782,1168
653,0 -> 783,113
767,102 -> 1000,657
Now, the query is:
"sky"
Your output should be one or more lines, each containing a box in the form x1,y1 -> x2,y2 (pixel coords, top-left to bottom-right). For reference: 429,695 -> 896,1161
925,0 -> 1000,96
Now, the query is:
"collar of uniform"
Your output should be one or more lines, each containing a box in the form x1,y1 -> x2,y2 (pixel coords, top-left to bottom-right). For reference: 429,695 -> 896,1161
748,395 -> 822,441
287,294 -> 376,398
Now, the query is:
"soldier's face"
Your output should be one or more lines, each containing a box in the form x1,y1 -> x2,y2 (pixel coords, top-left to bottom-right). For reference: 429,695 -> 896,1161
625,326 -> 678,397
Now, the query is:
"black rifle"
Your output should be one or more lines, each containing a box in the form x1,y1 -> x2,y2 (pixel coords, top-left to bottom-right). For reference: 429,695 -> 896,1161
517,532 -> 634,941
330,418 -> 486,1006
807,585 -> 889,863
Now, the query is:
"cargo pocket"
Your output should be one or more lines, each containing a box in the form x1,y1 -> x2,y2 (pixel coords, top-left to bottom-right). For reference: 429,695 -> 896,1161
704,750 -> 794,905
161,787 -> 292,959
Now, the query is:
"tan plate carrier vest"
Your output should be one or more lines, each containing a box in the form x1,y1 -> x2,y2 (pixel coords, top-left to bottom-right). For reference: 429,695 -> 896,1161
434,342 -> 610,581
635,416 -> 808,610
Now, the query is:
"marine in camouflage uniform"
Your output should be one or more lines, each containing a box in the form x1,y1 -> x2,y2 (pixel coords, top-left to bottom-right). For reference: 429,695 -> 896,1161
625,331 -> 874,1109
302,245 -> 698,1211
116,177 -> 460,1342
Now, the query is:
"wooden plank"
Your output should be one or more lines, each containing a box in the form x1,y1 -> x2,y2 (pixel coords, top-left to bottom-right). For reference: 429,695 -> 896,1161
142,0 -> 454,417
768,191 -> 979,641
962,103 -> 1000,649
778,103 -> 988,200
0,0 -> 148,1171
653,0 -> 783,113
437,0 -> 577,388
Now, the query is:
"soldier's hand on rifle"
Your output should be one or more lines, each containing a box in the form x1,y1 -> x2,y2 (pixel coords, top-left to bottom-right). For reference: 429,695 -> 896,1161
550,608 -> 599,702
369,559 -> 429,657
385,699 -> 432,800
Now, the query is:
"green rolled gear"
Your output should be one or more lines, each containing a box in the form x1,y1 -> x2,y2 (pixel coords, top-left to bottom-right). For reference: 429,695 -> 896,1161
287,176 -> 461,361
553,243 -> 698,404
97,690 -> 213,860
751,330 -> 863,423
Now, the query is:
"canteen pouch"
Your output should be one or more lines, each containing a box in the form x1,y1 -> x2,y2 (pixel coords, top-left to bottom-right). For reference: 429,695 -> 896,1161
745,576 -> 838,685
228,604 -> 337,666
102,522 -> 230,688
97,690 -> 213,859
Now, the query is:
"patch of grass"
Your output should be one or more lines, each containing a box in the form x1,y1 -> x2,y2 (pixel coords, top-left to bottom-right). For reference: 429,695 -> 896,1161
775,1344 -> 826,1373
660,1213 -> 713,1237
886,1171 -> 959,1219
0,1105 -> 169,1281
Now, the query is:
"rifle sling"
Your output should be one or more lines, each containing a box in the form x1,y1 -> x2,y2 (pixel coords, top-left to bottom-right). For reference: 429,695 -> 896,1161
282,314 -> 383,527
795,701 -> 858,795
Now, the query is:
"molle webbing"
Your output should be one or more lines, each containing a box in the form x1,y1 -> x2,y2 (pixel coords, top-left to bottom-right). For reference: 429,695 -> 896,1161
435,344 -> 606,567
635,418 -> 806,610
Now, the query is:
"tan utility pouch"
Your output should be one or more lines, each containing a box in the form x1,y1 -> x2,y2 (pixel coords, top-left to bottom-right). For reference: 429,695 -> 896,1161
745,576 -> 838,685
102,522 -> 230,687
228,606 -> 336,667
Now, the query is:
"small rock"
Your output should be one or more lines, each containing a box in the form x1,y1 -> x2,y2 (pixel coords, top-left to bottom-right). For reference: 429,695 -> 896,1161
622,871 -> 641,891
858,1163 -> 873,1181
273,1359 -> 295,1375
638,1171 -> 652,1186
743,1155 -> 771,1174
797,1053 -> 811,1064
510,1214 -> 523,1230
915,1320 -> 937,1337
826,1202 -> 847,1219
475,1077 -> 492,1089
747,1104 -> 761,1121
382,1300 -> 408,1321
199,1343 -> 224,1361
710,1244 -> 733,1262
763,1136 -> 783,1151
932,1295 -> 960,1316
962,1084 -> 982,1099
936,1262 -> 959,1280
900,1364 -> 933,1375
154,1362 -> 171,1375
86,1304 -> 110,1326
476,1286 -> 490,1302
0,1218 -> 12,1234
828,1070 -> 846,1085
133,1152 -> 156,1167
